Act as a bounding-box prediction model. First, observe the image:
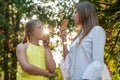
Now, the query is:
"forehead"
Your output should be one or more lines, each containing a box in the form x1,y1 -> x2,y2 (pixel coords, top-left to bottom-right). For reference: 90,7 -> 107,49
35,22 -> 43,26
74,8 -> 77,11
35,21 -> 42,25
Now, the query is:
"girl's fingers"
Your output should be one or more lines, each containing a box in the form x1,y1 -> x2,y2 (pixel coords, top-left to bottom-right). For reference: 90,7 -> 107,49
60,27 -> 67,35
43,35 -> 49,40
61,31 -> 67,35
43,36 -> 50,44
60,27 -> 67,32
49,73 -> 55,77
59,31 -> 67,36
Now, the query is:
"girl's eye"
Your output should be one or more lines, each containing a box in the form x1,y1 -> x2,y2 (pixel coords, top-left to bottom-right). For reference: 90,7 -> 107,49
74,11 -> 77,14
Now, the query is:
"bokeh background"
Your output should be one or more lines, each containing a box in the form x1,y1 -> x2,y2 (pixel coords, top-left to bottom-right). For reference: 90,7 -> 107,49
0,0 -> 120,80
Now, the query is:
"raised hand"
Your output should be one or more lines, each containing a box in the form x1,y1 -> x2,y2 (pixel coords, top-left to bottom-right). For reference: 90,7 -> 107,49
43,35 -> 50,47
46,71 -> 55,77
60,19 -> 69,59
60,19 -> 69,41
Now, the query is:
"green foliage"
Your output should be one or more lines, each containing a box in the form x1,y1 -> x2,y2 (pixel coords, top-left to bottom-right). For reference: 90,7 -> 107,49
0,0 -> 120,80
0,0 -> 36,80
49,67 -> 63,80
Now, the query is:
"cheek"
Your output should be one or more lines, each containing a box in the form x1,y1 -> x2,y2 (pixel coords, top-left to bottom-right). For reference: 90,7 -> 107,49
39,33 -> 43,38
73,13 -> 79,20
33,30 -> 41,38
39,30 -> 44,38
40,29 -> 44,35
76,14 -> 80,20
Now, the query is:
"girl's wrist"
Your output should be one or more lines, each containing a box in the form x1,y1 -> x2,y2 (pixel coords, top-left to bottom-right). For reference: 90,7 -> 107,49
44,45 -> 49,50
44,43 -> 51,47
44,71 -> 50,77
44,44 -> 49,47
62,36 -> 67,40
62,37 -> 67,41
43,42 -> 49,47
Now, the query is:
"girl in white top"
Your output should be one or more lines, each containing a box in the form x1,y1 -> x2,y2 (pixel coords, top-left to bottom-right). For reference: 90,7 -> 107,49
60,1 -> 111,80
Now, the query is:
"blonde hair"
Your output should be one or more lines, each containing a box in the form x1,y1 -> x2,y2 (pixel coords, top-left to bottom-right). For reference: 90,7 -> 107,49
22,19 -> 42,43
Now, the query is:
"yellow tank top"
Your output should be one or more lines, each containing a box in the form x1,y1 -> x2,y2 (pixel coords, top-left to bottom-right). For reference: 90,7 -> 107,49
17,43 -> 49,80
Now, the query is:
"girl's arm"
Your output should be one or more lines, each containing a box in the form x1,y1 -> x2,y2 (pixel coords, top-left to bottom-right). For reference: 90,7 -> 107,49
44,45 -> 56,73
43,36 -> 56,74
16,43 -> 54,77
60,19 -> 69,60
60,26 -> 68,60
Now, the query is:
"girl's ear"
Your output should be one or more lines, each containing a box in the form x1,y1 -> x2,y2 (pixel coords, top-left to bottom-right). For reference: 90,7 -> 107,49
22,33 -> 27,43
28,31 -> 32,36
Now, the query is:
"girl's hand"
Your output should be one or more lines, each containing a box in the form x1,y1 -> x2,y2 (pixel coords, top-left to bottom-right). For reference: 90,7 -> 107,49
60,27 -> 67,41
60,19 -> 69,41
43,35 -> 50,47
46,71 -> 54,77
48,72 -> 54,77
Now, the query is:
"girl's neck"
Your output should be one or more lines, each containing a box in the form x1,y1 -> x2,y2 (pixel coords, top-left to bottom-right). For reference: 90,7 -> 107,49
29,39 -> 39,46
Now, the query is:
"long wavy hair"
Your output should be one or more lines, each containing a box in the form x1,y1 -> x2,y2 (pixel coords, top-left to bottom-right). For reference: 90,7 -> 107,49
74,1 -> 98,44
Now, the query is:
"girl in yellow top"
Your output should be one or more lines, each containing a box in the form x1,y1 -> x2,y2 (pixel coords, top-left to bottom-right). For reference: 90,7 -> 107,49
16,19 -> 56,80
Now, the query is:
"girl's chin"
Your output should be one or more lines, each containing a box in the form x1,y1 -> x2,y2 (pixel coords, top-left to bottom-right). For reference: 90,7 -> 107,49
74,21 -> 78,25
75,22 -> 81,25
37,37 -> 43,40
41,38 -> 45,41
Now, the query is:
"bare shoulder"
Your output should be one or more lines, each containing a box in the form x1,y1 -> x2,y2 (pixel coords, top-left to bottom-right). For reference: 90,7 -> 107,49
16,43 -> 27,49
16,43 -> 28,54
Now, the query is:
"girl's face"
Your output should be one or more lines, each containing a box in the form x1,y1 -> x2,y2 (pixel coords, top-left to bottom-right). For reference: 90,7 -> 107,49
31,22 -> 44,40
73,9 -> 80,25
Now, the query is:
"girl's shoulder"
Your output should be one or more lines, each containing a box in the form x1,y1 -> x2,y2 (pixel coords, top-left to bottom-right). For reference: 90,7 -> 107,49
16,43 -> 29,51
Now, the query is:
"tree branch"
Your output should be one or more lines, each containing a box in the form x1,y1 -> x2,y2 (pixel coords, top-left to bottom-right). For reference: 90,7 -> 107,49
110,30 -> 120,54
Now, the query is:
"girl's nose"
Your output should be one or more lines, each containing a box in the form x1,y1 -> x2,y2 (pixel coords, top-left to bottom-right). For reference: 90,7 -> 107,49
72,13 -> 76,19
72,15 -> 75,20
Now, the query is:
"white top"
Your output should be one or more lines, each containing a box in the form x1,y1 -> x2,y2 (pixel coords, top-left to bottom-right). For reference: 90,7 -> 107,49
60,26 -> 111,80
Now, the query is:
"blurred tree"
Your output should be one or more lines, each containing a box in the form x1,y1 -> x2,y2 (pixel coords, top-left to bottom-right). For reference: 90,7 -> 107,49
0,0 -> 37,80
0,0 -> 120,80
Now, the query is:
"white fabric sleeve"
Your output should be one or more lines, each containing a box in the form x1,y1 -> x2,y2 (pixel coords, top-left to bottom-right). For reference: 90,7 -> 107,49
60,54 -> 71,80
101,64 -> 111,80
82,26 -> 106,80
